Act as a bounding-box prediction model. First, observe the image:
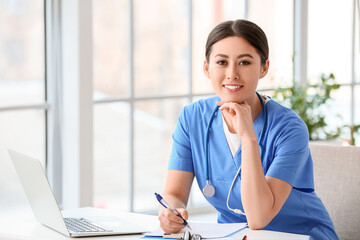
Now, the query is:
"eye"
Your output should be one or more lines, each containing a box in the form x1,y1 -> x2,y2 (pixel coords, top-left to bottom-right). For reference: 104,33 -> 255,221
216,60 -> 227,65
239,61 -> 250,66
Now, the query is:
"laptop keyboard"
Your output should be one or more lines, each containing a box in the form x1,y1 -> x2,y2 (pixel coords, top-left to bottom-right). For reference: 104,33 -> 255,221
65,217 -> 113,233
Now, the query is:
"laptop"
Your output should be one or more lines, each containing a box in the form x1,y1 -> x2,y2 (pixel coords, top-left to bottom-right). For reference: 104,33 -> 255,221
8,149 -> 147,237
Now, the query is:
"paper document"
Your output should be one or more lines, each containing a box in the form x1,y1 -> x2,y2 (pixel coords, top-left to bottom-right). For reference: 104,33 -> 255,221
144,222 -> 247,238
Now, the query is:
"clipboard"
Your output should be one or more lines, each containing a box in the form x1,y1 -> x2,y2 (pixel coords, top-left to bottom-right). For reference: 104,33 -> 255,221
143,222 -> 247,239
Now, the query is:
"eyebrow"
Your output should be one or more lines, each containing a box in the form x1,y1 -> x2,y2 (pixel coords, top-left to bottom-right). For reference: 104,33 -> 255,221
214,53 -> 254,59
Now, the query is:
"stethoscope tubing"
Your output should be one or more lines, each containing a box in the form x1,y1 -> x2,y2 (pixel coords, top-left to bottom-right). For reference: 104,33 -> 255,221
204,92 -> 268,193
205,105 -> 220,182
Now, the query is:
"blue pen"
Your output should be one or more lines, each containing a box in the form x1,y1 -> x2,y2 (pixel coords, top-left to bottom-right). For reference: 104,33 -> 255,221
155,192 -> 192,230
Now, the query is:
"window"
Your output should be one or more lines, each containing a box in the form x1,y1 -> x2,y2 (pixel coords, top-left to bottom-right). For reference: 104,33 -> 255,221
92,0 -> 130,211
308,0 -> 352,85
3,0 -> 359,216
0,0 -> 45,213
308,0 -> 360,144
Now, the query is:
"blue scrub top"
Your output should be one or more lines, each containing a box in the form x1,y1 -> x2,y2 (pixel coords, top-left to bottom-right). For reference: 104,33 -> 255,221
168,96 -> 338,240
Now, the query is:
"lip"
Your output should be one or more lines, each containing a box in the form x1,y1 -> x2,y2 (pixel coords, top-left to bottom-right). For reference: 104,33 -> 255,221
223,84 -> 243,92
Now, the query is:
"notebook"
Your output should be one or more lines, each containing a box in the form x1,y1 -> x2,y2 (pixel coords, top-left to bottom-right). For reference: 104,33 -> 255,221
8,149 -> 147,237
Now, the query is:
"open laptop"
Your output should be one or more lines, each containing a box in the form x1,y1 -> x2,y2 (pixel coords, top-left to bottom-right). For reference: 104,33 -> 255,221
8,149 -> 147,237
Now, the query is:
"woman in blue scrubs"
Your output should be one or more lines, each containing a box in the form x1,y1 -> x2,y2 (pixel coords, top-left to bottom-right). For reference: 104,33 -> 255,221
158,19 -> 338,240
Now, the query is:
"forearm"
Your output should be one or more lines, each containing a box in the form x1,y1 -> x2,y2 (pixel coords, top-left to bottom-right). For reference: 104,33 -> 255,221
240,138 -> 274,229
158,170 -> 193,233
159,170 -> 193,214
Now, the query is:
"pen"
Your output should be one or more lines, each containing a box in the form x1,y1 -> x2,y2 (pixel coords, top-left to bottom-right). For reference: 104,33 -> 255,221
154,192 -> 192,230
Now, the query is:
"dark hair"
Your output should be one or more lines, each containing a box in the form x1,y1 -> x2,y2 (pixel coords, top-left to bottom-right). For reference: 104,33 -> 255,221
205,19 -> 269,65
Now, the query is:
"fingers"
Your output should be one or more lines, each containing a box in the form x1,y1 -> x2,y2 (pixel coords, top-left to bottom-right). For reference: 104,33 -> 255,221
218,102 -> 235,111
218,101 -> 248,113
158,208 -> 188,234
176,208 -> 188,220
217,101 -> 247,107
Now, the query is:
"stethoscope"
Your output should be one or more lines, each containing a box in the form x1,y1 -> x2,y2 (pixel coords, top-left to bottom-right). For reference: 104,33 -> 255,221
202,92 -> 268,215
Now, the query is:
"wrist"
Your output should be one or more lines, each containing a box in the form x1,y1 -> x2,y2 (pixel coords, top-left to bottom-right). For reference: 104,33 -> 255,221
242,137 -> 258,145
241,129 -> 258,142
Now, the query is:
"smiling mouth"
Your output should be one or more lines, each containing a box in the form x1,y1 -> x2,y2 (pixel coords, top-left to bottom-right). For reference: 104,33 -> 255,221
223,85 -> 243,90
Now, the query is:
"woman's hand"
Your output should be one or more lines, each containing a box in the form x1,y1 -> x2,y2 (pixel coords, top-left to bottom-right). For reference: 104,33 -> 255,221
217,101 -> 256,140
158,207 -> 188,233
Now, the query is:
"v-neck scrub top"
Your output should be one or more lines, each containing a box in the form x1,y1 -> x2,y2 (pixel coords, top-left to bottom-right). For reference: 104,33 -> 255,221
168,96 -> 338,240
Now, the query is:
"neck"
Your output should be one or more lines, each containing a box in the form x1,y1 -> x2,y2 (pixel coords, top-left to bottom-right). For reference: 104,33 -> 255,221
249,93 -> 264,121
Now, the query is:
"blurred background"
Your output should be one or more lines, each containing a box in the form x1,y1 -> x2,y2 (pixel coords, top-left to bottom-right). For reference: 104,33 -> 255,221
0,0 -> 359,216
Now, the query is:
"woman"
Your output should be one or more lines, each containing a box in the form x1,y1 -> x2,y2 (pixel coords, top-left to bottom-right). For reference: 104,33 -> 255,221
158,19 -> 338,240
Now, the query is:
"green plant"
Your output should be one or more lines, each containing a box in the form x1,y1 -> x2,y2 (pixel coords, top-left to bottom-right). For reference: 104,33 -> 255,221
340,124 -> 360,145
273,73 -> 341,141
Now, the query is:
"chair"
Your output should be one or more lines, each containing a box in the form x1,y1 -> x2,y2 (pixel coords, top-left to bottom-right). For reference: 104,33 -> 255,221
309,143 -> 360,240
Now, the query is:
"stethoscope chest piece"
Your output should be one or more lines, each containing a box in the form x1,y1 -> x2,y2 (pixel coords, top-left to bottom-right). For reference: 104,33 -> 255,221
183,231 -> 202,240
202,182 -> 215,198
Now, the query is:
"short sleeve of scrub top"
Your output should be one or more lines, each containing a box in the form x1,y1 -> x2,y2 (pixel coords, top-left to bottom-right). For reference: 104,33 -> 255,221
263,103 -> 314,191
168,106 -> 194,172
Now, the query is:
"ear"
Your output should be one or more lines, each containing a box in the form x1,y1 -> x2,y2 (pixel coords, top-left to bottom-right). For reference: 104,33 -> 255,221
203,59 -> 210,79
260,59 -> 270,79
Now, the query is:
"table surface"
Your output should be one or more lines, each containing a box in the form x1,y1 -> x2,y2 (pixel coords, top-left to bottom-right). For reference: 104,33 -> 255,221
0,207 -> 310,240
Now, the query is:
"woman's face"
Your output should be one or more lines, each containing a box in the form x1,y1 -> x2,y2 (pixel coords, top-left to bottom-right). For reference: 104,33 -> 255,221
204,36 -> 269,104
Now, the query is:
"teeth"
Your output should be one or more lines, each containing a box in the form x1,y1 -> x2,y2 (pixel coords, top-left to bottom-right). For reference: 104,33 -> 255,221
224,85 -> 242,90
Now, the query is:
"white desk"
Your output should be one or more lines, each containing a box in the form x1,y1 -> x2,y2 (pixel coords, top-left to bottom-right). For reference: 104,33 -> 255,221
0,208 -> 309,240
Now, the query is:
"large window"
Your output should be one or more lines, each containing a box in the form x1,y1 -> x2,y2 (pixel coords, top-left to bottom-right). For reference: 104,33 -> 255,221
2,0 -> 359,216
0,0 -> 45,213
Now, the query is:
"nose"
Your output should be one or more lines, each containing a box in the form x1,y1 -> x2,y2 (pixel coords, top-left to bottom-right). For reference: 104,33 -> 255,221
226,64 -> 239,80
